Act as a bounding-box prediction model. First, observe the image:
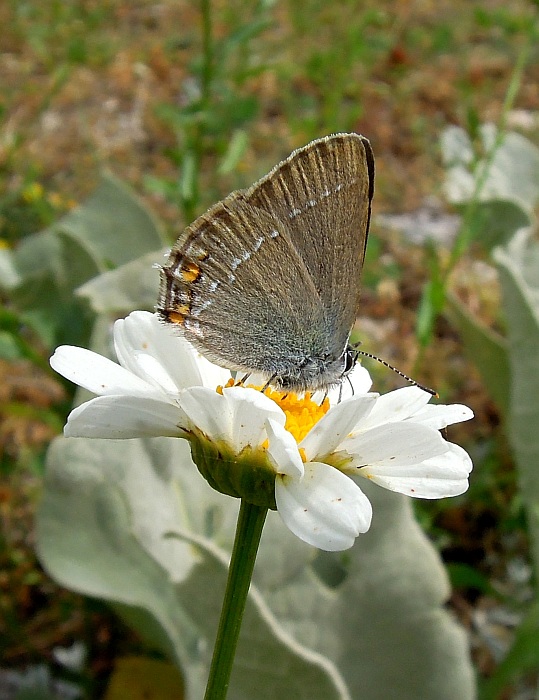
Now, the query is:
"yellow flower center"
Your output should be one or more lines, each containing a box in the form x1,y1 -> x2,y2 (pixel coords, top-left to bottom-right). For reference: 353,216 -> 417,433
263,386 -> 330,443
218,379 -> 330,453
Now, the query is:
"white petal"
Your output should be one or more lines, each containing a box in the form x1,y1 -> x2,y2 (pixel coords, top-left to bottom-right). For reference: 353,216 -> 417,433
407,403 -> 474,430
193,352 -> 233,389
50,346 -> 158,398
315,363 -> 373,404
275,462 -> 372,551
177,387 -> 233,442
343,422 -> 448,469
64,395 -> 187,438
265,418 -> 304,478
356,386 -> 432,431
300,394 -> 377,461
113,311 -> 229,393
348,363 -> 374,394
358,442 -> 473,498
179,385 -> 284,449
225,386 -> 285,451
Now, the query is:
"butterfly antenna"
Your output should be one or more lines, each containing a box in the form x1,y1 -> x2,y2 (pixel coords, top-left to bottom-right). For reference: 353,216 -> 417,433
355,349 -> 438,397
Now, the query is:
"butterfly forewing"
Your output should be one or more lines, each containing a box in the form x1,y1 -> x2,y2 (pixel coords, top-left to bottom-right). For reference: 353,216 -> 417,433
245,134 -> 374,340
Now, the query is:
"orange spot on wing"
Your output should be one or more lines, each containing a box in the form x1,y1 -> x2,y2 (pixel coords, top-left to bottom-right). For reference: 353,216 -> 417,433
181,261 -> 201,283
167,310 -> 187,325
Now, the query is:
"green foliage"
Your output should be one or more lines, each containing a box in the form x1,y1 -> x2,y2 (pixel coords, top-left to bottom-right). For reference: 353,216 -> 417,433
0,173 -> 165,349
416,260 -> 445,349
146,2 -> 273,222
9,0 -> 114,67
286,3 -> 393,135
479,602 -> 539,700
437,123 -> 539,695
445,293 -> 509,416
0,179 -> 72,244
104,656 -> 184,700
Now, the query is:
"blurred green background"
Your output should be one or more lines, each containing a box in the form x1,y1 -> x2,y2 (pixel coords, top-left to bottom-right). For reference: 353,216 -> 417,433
1,1 -> 539,698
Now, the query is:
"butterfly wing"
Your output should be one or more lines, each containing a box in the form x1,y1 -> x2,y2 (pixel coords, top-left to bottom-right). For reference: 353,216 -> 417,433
245,133 -> 374,346
160,195 -> 323,366
158,133 -> 374,390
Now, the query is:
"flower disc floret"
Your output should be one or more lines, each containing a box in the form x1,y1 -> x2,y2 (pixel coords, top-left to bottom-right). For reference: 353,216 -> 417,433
261,387 -> 330,445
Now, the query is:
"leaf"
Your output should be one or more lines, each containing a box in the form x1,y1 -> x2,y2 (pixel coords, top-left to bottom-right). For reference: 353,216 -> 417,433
180,151 -> 197,205
464,199 -> 531,252
442,125 -> 539,216
416,275 -> 445,347
441,125 -> 539,249
440,125 -> 474,167
104,657 -> 184,700
14,172 -> 164,280
76,249 -> 165,313
493,228 -> 539,571
36,436 -> 350,700
445,291 -> 509,415
10,229 -> 97,347
262,482 -> 476,700
0,247 -> 21,290
416,280 -> 437,346
218,130 -> 249,175
7,174 -> 165,347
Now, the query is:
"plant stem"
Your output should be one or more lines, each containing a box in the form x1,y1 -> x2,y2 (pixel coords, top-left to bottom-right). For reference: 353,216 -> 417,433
200,0 -> 213,109
204,500 -> 268,700
181,0 -> 214,224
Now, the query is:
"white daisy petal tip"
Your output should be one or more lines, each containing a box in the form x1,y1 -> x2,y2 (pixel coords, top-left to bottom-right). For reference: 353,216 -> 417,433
358,440 -> 474,499
409,401 -> 475,430
275,462 -> 372,551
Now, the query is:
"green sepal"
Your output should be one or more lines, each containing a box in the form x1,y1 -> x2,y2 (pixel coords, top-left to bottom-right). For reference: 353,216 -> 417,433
189,432 -> 278,510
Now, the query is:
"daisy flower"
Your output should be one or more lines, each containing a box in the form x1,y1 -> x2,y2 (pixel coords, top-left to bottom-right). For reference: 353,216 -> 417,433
50,310 -> 473,551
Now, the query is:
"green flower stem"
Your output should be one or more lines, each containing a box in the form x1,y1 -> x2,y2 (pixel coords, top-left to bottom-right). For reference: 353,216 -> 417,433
204,499 -> 268,700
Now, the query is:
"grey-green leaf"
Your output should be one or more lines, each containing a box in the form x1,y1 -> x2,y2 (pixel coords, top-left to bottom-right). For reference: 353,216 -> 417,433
493,228 -> 539,571
76,249 -> 166,313
445,291 -> 509,415
38,430 -> 475,699
7,173 -> 165,346
441,125 -> 539,250
442,125 -> 539,215
261,482 -> 476,700
37,436 -> 350,700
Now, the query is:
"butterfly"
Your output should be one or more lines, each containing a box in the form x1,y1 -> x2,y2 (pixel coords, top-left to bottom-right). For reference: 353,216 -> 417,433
157,133 -> 374,393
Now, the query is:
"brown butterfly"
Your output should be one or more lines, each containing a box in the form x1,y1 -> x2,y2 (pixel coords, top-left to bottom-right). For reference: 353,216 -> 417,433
157,133 -> 374,392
